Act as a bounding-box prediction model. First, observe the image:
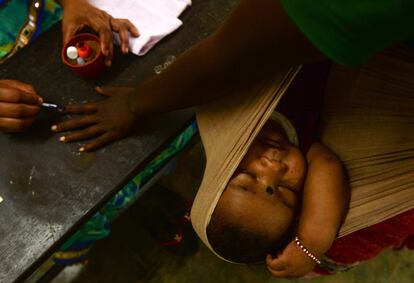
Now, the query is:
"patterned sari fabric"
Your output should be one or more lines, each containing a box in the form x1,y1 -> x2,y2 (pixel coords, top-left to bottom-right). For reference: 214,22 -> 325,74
0,0 -> 62,62
0,1 -> 198,265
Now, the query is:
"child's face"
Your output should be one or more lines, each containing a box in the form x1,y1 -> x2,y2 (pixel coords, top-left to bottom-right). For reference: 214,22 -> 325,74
215,120 -> 306,239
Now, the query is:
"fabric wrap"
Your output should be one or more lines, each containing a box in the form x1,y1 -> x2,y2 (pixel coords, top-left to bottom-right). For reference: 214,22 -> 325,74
192,68 -> 300,261
192,47 -> 414,263
320,48 -> 414,237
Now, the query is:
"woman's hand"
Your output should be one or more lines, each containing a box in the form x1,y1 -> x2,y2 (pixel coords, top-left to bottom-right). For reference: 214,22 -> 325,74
266,240 -> 317,278
0,80 -> 42,132
60,0 -> 139,66
51,86 -> 140,152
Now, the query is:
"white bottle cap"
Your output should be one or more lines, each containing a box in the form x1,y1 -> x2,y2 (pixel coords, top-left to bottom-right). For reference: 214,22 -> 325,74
66,46 -> 78,60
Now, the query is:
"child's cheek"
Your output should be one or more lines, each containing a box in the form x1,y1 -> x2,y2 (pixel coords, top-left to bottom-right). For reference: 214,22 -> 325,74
287,149 -> 307,184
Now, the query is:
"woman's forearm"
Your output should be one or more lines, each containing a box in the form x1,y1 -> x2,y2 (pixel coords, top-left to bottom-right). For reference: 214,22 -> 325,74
131,0 -> 325,116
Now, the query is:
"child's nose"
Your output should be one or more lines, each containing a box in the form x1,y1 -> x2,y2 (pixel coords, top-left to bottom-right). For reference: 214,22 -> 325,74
255,156 -> 287,184
259,156 -> 287,172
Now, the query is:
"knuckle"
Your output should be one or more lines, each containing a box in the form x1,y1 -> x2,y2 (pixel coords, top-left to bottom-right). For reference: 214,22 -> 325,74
55,123 -> 66,131
121,30 -> 129,37
110,21 -> 118,29
15,90 -> 27,102
58,125 -> 68,132
26,84 -> 35,93
0,88 -> 12,100
101,10 -> 110,18
14,105 -> 27,117
99,28 -> 112,39
14,91 -> 25,102
119,21 -> 129,28
64,135 -> 73,142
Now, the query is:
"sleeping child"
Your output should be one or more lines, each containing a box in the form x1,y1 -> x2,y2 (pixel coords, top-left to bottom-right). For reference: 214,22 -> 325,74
205,63 -> 351,277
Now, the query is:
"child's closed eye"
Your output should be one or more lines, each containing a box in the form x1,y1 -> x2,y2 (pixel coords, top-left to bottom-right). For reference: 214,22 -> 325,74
277,186 -> 296,209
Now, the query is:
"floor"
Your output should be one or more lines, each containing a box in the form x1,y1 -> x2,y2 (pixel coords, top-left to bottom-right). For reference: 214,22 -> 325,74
52,140 -> 414,283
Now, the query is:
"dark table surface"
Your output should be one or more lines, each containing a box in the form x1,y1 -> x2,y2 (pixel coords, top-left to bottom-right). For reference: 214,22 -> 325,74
0,1 -> 236,282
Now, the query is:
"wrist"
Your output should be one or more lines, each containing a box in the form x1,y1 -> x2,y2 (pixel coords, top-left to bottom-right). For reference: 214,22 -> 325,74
294,236 -> 321,265
58,0 -> 85,9
296,231 -> 335,257
128,87 -> 158,119
129,88 -> 148,117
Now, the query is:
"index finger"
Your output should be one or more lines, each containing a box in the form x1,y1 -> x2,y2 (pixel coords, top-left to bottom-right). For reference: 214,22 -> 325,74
0,80 -> 37,94
64,103 -> 99,114
62,23 -> 83,45
100,30 -> 113,67
0,87 -> 42,105
94,20 -> 113,66
98,26 -> 113,55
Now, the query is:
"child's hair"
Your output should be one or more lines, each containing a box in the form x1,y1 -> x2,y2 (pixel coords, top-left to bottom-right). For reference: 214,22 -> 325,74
206,210 -> 294,263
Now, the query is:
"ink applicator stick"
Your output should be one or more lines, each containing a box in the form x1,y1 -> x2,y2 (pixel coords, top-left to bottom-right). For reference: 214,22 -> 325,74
41,102 -> 65,112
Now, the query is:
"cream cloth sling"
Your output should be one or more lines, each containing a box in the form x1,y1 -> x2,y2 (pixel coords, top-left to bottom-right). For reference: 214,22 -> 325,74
320,48 -> 414,237
191,48 -> 414,260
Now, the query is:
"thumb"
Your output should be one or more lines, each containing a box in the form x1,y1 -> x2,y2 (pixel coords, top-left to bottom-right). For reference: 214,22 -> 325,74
3,80 -> 36,94
266,253 -> 288,271
95,86 -> 113,97
95,86 -> 135,97
62,23 -> 82,45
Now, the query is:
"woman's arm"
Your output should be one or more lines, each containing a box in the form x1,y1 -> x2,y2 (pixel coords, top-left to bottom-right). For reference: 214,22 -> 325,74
52,0 -> 325,151
130,0 -> 324,115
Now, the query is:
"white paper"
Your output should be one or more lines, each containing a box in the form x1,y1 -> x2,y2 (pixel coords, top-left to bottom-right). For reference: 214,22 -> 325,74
88,0 -> 191,55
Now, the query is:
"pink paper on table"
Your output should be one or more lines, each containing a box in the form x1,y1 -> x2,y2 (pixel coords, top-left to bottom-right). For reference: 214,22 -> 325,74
89,0 -> 191,55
